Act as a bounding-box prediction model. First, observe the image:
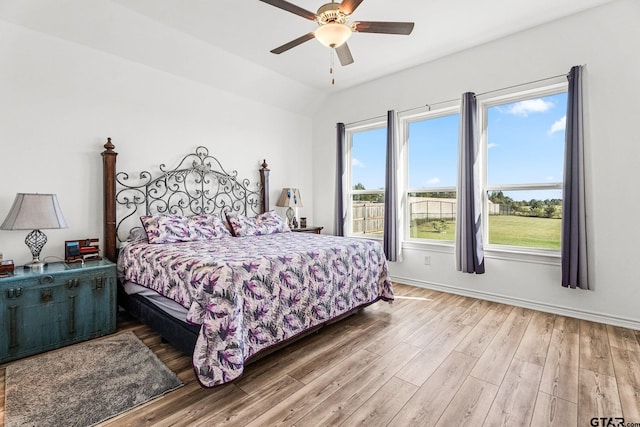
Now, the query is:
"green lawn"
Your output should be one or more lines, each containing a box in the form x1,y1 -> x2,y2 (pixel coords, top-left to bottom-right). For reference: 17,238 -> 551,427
409,215 -> 561,249
488,215 -> 561,249
410,219 -> 456,241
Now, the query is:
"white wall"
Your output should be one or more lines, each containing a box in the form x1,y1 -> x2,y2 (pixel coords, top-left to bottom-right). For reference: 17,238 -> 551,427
312,0 -> 640,328
0,19 -> 313,265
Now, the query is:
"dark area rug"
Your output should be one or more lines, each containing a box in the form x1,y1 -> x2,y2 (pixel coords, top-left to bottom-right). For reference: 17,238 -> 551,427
4,331 -> 183,427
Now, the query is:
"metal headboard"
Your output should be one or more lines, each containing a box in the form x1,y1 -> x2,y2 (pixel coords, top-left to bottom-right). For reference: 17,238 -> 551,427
101,139 -> 270,261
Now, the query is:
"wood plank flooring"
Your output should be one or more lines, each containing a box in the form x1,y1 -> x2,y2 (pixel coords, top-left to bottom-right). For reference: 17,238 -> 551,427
1,283 -> 639,426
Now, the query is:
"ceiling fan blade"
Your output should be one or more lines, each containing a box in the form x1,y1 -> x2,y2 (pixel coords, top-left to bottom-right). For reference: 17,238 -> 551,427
270,32 -> 316,54
339,0 -> 365,15
354,21 -> 415,35
335,43 -> 354,66
259,0 -> 317,21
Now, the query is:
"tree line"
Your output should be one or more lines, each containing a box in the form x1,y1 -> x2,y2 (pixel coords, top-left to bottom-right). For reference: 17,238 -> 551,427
488,191 -> 561,218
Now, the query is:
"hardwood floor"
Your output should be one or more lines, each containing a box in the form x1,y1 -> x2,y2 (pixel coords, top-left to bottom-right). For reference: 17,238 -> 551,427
1,283 -> 639,426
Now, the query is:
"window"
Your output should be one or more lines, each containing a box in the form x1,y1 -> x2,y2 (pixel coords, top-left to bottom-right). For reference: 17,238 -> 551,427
481,84 -> 567,250
403,107 -> 459,241
346,119 -> 386,237
343,81 -> 567,254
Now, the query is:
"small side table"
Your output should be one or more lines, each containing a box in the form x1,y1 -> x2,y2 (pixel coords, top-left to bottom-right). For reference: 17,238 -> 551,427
292,226 -> 323,234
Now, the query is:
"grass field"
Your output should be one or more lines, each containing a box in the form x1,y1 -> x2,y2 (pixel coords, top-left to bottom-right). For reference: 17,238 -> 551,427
410,215 -> 561,249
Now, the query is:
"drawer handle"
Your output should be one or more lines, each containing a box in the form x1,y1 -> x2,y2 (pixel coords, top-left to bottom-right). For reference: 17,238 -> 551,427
7,287 -> 22,298
67,278 -> 80,288
93,276 -> 105,290
68,294 -> 76,335
41,289 -> 53,302
8,306 -> 18,348
39,275 -> 55,284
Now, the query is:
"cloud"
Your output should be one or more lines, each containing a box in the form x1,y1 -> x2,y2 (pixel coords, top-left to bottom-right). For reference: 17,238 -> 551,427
352,158 -> 364,167
426,177 -> 441,185
545,176 -> 555,181
548,115 -> 566,135
487,142 -> 499,149
504,99 -> 554,117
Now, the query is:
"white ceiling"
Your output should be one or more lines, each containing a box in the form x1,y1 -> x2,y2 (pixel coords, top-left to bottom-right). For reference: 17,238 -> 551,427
0,0 -> 616,114
111,0 -> 615,91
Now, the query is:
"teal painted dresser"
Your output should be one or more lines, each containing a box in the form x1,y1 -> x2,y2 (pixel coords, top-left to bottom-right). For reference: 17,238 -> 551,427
0,260 -> 116,364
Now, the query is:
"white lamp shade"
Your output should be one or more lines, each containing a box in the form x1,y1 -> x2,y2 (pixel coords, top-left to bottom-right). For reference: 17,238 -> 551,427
1,193 -> 68,230
315,23 -> 352,48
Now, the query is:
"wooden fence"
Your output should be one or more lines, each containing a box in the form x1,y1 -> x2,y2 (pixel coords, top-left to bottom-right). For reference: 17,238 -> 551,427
408,197 -> 501,221
351,199 -> 504,234
352,202 -> 384,234
409,199 -> 456,221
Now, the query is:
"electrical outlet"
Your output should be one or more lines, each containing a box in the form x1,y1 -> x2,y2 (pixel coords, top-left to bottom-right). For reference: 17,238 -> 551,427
424,256 -> 431,265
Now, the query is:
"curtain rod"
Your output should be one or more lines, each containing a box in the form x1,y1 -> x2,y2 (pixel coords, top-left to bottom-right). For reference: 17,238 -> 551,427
475,71 -> 570,97
345,114 -> 386,127
346,66 -> 583,124
398,68 -> 577,115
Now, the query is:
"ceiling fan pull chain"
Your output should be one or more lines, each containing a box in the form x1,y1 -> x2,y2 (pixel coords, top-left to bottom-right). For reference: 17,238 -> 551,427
330,49 -> 335,85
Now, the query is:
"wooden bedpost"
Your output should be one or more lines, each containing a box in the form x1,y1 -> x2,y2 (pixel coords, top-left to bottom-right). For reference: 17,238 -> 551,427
102,138 -> 118,263
260,159 -> 270,213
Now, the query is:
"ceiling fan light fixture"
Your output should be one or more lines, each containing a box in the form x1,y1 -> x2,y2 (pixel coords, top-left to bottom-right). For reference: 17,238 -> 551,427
314,23 -> 352,48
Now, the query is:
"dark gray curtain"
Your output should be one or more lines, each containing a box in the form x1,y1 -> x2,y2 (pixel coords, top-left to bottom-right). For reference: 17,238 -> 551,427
335,123 -> 346,237
383,110 -> 399,261
455,92 -> 485,274
561,65 -> 588,289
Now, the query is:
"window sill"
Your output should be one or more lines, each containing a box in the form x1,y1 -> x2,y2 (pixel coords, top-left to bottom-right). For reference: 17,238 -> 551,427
401,240 -> 560,266
346,234 -> 383,242
484,245 -> 560,266
403,240 -> 454,254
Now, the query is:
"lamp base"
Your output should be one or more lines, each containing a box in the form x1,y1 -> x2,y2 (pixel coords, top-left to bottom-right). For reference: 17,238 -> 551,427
24,259 -> 45,272
24,229 -> 47,272
285,207 -> 295,228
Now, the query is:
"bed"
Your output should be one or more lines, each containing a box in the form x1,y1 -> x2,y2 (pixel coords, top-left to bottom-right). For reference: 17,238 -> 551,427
101,139 -> 393,387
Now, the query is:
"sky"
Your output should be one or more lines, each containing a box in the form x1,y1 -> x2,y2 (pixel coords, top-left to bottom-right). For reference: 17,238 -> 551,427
351,92 -> 567,202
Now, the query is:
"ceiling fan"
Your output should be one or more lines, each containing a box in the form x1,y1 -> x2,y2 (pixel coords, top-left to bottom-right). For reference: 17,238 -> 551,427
260,0 -> 415,67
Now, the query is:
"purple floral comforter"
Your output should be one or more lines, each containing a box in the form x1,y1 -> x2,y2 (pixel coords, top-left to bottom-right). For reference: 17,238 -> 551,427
118,232 -> 393,387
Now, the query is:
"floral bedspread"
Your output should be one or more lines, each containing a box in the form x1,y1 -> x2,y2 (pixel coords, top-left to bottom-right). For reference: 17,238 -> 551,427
118,232 -> 393,387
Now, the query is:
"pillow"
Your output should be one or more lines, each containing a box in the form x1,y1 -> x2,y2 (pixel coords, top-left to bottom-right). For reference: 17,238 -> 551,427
140,213 -> 231,244
127,227 -> 148,243
190,214 -> 232,239
225,211 -> 291,237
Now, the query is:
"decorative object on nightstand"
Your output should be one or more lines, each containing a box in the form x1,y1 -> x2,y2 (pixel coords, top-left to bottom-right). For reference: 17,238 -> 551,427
291,226 -> 323,234
276,187 -> 303,228
65,238 -> 101,263
1,193 -> 68,271
0,259 -> 15,277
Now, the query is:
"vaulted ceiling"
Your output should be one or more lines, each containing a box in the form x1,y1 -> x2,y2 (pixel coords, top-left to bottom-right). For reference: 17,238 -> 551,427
1,0 -> 615,114
113,0 -> 614,90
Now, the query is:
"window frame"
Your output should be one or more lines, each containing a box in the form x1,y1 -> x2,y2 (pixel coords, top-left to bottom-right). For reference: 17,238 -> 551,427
399,103 -> 460,243
478,81 -> 568,255
345,116 -> 387,239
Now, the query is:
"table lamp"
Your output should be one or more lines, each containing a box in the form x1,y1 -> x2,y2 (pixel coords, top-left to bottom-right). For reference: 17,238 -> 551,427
1,193 -> 68,270
276,188 -> 302,228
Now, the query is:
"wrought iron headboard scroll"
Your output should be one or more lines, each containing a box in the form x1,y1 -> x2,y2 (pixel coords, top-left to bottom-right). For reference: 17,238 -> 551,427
114,146 -> 264,244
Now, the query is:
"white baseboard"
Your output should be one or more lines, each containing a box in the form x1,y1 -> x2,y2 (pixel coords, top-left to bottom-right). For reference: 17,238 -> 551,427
391,274 -> 640,331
